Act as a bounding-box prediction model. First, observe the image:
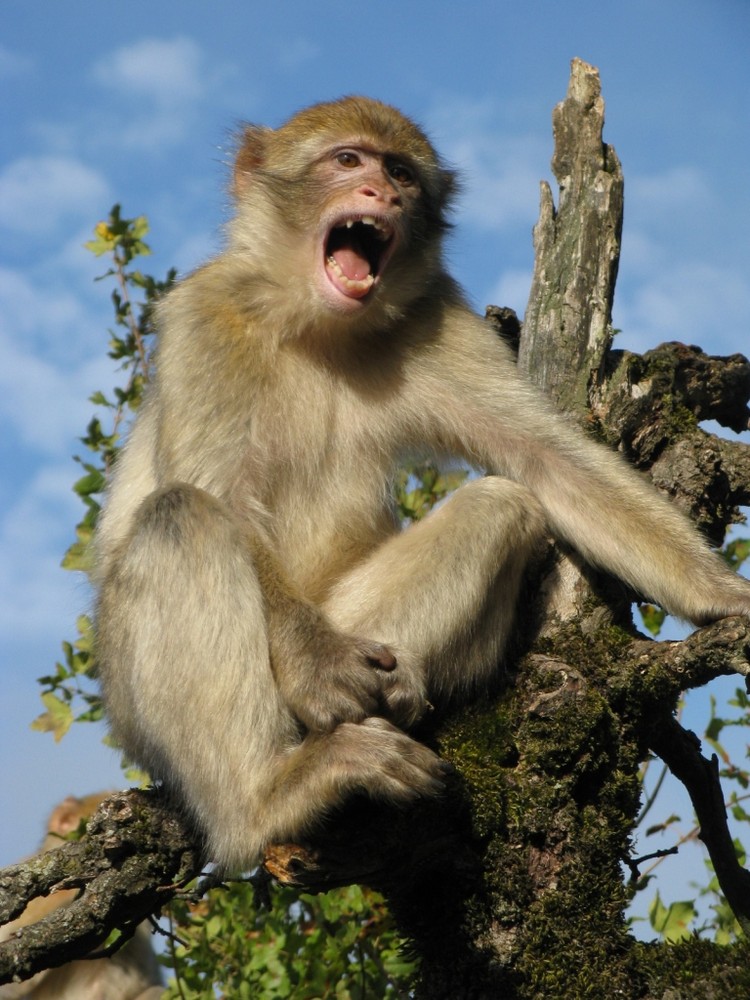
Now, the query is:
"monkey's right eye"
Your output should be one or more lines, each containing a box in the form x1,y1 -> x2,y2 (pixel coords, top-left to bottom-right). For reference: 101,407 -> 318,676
335,151 -> 361,168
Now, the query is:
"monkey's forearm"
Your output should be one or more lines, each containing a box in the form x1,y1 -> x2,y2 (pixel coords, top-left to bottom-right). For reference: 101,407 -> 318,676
519,431 -> 750,623
245,535 -> 398,730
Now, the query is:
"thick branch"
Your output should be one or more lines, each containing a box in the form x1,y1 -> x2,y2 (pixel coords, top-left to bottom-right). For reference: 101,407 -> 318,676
625,616 -> 750,696
0,790 -> 201,986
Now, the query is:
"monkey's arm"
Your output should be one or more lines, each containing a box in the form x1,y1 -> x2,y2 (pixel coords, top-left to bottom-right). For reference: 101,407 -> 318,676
429,307 -> 750,626
246,536 -> 411,731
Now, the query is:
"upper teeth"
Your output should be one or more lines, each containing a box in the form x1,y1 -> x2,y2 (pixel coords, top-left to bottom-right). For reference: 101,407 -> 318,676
343,217 -> 391,239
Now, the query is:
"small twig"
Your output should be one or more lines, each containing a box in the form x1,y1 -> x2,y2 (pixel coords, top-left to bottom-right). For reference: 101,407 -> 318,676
625,846 -> 679,884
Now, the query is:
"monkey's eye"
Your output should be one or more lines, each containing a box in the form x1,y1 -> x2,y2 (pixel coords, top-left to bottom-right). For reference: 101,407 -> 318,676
388,162 -> 415,186
335,151 -> 361,168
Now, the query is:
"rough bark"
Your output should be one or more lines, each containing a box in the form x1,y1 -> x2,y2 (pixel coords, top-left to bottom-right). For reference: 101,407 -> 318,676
2,57 -> 750,999
0,791 -> 200,987
518,57 -> 624,415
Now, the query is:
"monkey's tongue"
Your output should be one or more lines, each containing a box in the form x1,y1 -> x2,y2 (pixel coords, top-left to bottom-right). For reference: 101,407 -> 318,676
326,248 -> 374,299
333,246 -> 370,281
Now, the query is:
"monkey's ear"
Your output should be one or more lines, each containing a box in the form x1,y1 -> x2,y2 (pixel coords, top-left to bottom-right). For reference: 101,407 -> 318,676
233,124 -> 273,197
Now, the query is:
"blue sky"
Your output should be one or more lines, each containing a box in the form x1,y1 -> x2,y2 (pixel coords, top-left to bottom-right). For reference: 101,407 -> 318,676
1,0 -> 748,932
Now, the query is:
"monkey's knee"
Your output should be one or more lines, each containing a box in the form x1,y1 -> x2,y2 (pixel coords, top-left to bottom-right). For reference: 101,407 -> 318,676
136,483 -> 222,538
453,476 -> 547,547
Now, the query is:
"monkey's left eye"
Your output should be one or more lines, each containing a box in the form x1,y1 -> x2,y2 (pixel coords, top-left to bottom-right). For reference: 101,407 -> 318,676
388,163 -> 415,186
336,151 -> 361,168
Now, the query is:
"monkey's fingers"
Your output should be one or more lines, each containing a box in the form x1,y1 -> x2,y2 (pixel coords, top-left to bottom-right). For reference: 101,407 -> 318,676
359,640 -> 397,671
349,717 -> 451,799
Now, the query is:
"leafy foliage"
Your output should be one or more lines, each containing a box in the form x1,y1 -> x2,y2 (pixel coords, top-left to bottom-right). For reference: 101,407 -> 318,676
162,883 -> 415,999
32,206 -> 172,742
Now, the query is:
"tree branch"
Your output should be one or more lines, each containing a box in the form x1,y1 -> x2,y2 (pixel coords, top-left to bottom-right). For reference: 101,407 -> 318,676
626,616 -> 750,697
648,717 -> 750,937
519,56 -> 624,414
0,790 -> 201,986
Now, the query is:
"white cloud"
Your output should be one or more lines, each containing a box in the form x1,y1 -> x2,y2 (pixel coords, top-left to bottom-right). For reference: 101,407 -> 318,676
613,163 -> 750,355
0,157 -> 110,234
0,258 -> 113,362
427,98 -> 547,233
0,302 -> 115,456
277,37 -> 320,71
0,463 -> 81,573
92,36 -> 206,106
88,36 -> 238,151
486,267 -> 533,317
614,261 -> 750,356
628,166 -> 713,219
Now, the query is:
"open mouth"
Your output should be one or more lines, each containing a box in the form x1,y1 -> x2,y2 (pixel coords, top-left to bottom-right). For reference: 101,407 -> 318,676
324,216 -> 395,301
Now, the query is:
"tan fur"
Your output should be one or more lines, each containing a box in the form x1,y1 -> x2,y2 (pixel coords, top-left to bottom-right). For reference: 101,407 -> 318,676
94,96 -> 750,872
0,795 -> 163,999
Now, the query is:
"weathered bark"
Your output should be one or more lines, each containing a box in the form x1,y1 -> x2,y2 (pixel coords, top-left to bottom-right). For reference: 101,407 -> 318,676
0,791 -> 200,987
2,57 -> 750,999
518,57 -> 624,415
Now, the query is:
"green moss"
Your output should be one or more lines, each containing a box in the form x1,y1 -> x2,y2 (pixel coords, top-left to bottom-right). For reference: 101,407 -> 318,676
417,612 -> 748,997
635,938 -> 750,998
431,617 -> 653,995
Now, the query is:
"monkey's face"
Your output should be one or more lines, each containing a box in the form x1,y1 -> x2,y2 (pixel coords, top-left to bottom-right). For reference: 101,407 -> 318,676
231,98 -> 456,325
314,146 -> 416,314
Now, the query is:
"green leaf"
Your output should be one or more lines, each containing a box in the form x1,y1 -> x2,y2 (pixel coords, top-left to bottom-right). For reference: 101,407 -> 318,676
639,603 -> 667,636
705,715 -> 725,742
31,692 -> 74,742
722,537 -> 750,571
648,891 -> 696,942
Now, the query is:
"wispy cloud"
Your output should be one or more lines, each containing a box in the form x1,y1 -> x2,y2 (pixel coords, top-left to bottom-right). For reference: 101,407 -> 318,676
615,260 -> 750,356
486,268 -> 534,317
628,166 -> 714,218
277,37 -> 320,71
0,157 -> 110,234
89,36 -> 237,150
92,36 -> 207,106
427,97 -> 547,233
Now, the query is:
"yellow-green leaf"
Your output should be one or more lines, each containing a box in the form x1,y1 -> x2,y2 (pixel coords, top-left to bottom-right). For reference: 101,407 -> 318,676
31,693 -> 73,742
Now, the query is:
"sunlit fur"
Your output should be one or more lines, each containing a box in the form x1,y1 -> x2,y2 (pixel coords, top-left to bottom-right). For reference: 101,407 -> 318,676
95,97 -> 750,871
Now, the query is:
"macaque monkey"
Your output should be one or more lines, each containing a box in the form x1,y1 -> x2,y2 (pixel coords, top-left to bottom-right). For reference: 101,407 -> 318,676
94,96 -> 750,873
0,794 -> 163,999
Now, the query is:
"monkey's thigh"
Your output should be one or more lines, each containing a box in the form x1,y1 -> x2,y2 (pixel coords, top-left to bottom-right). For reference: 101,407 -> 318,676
99,484 -> 299,865
323,476 -> 546,692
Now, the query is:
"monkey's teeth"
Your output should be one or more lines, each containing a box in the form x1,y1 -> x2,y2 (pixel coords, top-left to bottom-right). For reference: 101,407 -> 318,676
326,255 -> 375,293
340,217 -> 392,241
361,216 -> 392,239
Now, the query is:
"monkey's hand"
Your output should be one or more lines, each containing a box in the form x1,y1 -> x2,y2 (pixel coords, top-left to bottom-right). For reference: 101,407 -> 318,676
327,717 -> 450,802
272,618 -> 402,732
377,660 -> 431,730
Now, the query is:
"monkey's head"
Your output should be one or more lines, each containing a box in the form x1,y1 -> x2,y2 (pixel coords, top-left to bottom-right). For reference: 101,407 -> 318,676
229,97 -> 457,328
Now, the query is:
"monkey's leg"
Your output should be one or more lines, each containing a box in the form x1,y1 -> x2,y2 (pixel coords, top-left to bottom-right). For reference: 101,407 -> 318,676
97,484 -> 445,870
323,476 -> 547,716
97,483 -> 301,869
253,716 -> 449,845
